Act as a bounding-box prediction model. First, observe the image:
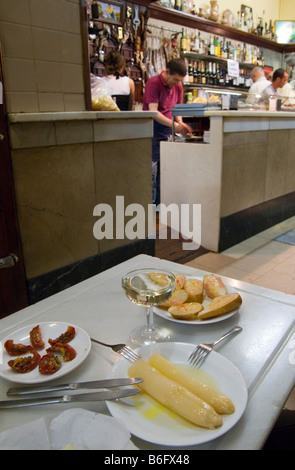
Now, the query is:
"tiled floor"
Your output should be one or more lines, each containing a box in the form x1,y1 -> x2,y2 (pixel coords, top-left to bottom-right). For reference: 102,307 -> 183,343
185,216 -> 295,412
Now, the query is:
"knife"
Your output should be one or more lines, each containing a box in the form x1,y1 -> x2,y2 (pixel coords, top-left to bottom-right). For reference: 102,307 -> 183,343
0,388 -> 141,409
7,378 -> 143,396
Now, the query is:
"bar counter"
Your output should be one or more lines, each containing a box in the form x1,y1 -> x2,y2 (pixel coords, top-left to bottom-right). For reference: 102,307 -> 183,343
161,109 -> 295,252
7,110 -> 157,303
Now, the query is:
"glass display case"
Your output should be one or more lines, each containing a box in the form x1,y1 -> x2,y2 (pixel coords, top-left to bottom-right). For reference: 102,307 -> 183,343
171,88 -> 295,142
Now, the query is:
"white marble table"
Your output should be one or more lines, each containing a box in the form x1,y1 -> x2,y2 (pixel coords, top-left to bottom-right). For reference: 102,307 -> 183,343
0,254 -> 294,450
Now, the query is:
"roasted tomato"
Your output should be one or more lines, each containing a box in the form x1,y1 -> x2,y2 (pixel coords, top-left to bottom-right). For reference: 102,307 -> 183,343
48,326 -> 75,345
39,353 -> 61,375
8,349 -> 41,374
4,340 -> 33,356
30,325 -> 45,350
46,342 -> 76,362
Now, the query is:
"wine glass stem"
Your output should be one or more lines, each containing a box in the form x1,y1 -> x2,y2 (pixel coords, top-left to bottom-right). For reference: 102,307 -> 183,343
146,305 -> 154,334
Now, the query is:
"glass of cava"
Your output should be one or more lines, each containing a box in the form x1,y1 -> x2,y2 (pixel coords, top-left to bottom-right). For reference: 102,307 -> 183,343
122,268 -> 176,346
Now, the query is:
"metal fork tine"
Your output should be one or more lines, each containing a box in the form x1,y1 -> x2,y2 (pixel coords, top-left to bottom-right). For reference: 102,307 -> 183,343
192,350 -> 208,368
121,347 -> 140,362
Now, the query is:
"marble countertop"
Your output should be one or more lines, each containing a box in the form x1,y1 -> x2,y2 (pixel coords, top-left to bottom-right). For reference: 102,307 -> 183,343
204,109 -> 295,118
0,254 -> 294,450
8,110 -> 157,123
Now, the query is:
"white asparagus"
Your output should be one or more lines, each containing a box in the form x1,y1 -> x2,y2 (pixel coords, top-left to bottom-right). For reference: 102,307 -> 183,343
148,353 -> 235,415
128,360 -> 222,429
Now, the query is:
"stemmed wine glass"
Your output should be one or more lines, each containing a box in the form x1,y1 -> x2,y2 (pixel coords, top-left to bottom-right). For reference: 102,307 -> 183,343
122,268 -> 176,346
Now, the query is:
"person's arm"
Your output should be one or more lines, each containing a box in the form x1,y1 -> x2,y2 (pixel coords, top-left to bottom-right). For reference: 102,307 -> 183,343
147,102 -> 192,135
128,78 -> 135,110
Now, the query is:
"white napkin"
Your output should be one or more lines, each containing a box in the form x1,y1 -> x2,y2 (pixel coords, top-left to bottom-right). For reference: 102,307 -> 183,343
0,409 -> 136,450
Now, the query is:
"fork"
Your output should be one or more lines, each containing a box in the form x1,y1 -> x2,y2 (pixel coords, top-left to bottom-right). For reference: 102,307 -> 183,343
90,338 -> 140,363
188,326 -> 242,368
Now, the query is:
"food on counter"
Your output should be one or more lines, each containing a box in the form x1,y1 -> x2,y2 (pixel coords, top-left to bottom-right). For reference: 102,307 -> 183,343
184,278 -> 203,303
5,324 -> 77,375
203,274 -> 227,298
159,273 -> 242,321
128,359 -> 222,429
148,273 -> 169,286
46,342 -> 77,362
4,340 -> 33,356
8,349 -> 41,374
48,325 -> 76,345
168,302 -> 203,320
198,293 -> 242,320
39,353 -> 62,375
175,274 -> 186,289
148,353 -> 235,415
30,325 -> 45,350
159,288 -> 188,307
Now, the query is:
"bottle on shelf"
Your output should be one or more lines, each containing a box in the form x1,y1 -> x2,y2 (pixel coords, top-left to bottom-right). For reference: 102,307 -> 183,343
186,29 -> 191,51
257,18 -> 263,36
180,28 -> 186,52
209,36 -> 215,55
192,31 -> 200,53
174,0 -> 181,11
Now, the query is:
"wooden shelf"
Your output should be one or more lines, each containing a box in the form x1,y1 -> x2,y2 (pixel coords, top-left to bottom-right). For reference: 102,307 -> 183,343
149,4 -> 295,54
182,51 -> 255,68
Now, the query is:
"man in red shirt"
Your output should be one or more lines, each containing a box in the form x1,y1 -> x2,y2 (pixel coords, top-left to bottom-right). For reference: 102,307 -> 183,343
143,59 -> 192,205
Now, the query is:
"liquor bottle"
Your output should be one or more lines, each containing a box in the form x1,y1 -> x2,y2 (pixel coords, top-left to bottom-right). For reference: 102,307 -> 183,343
215,64 -> 220,85
269,20 -> 274,40
192,31 -> 200,53
197,61 -> 202,84
257,18 -> 263,36
175,0 -> 181,11
188,61 -> 194,83
201,61 -> 206,84
214,36 -> 220,57
223,41 -> 228,59
186,29 -> 191,51
209,36 -> 215,55
212,62 -> 217,85
181,28 -> 186,51
208,62 -> 214,85
193,61 -> 198,83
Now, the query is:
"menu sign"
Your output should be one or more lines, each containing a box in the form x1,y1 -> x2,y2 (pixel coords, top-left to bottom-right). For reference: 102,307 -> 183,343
227,59 -> 239,78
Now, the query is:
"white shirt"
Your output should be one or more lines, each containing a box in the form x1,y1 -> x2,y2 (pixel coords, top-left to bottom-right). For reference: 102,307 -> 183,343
247,77 -> 271,104
106,76 -> 130,95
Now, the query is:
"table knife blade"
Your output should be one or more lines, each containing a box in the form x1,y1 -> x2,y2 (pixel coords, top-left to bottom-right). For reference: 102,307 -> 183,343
0,388 -> 140,408
7,377 -> 143,396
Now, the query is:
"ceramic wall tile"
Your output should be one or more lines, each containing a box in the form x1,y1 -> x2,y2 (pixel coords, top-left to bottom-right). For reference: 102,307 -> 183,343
2,58 -> 36,92
38,93 -> 65,112
93,138 -> 152,252
9,122 -> 56,149
221,144 -> 268,217
265,130 -> 289,200
11,143 -> 97,278
0,0 -> 31,25
55,120 -> 93,145
35,61 -> 63,93
0,22 -> 34,60
5,92 -> 39,113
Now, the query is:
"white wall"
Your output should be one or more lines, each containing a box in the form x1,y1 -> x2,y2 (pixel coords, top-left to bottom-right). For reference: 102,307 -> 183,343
215,0 -> 280,24
280,0 -> 295,19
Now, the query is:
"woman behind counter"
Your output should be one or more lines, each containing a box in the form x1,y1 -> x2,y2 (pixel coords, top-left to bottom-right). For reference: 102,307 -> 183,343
105,51 -> 135,111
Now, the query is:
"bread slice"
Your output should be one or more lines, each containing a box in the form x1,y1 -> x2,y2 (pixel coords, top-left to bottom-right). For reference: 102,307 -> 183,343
184,278 -> 203,303
198,293 -> 242,320
168,302 -> 203,320
159,289 -> 188,308
203,274 -> 227,298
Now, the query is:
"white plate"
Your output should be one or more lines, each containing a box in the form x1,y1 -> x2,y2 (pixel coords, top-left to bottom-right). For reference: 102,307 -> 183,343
107,342 -> 248,447
154,276 -> 240,325
0,322 -> 91,384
